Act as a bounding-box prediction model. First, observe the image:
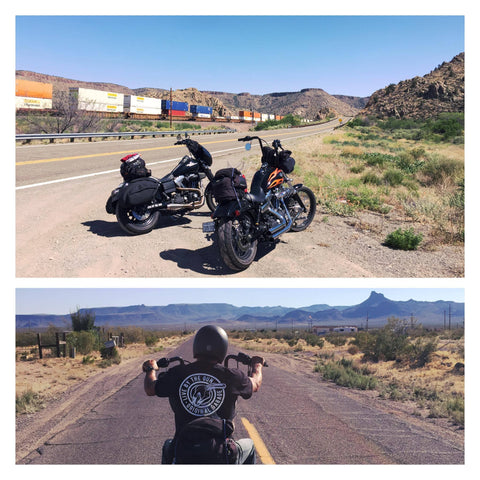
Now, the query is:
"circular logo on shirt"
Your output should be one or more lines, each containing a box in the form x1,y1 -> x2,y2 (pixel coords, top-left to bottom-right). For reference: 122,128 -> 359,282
179,373 -> 226,416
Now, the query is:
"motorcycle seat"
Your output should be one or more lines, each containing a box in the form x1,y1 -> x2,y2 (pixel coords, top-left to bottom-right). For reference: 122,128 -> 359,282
244,191 -> 266,204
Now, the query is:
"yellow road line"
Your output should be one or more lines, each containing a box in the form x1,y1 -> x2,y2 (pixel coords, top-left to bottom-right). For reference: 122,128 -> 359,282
15,138 -> 234,166
241,417 -> 276,464
15,129 -> 321,167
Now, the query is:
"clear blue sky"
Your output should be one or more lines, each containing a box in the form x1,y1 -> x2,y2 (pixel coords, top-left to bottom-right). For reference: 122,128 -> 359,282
15,15 -> 464,97
16,287 -> 464,315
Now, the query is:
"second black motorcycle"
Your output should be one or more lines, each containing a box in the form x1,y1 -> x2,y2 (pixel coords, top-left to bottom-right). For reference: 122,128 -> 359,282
203,136 -> 316,271
106,135 -> 217,235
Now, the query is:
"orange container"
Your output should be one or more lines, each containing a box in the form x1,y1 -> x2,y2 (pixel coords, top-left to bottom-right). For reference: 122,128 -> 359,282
16,79 -> 53,99
239,110 -> 253,117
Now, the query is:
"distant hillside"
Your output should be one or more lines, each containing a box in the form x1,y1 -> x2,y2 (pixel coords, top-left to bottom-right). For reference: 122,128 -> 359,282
359,52 -> 464,119
15,71 -> 364,120
16,292 -> 464,331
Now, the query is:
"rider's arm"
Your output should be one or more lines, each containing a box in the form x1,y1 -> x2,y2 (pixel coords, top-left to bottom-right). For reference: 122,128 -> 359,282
143,360 -> 158,396
249,356 -> 264,392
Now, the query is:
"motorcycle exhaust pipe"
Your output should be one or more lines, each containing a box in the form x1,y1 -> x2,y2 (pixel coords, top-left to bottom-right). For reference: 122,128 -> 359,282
264,199 -> 293,238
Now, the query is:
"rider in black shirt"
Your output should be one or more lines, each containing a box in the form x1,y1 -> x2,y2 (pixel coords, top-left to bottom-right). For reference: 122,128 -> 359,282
143,325 -> 264,464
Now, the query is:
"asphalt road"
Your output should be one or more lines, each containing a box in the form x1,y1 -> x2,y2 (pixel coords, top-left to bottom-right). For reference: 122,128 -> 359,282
16,122 -> 354,278
17,339 -> 464,465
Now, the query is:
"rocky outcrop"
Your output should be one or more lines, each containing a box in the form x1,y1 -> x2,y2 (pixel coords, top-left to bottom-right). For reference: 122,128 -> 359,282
360,52 -> 464,119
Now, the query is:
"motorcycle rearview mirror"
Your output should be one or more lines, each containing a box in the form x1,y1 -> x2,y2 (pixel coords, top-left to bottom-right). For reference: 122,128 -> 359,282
245,142 -> 252,151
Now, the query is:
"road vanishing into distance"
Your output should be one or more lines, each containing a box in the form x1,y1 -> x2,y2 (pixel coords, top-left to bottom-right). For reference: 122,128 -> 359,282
16,121 -> 354,278
16,338 -> 464,465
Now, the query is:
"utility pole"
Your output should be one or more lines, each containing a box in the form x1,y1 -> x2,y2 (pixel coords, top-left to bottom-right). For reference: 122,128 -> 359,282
170,87 -> 173,129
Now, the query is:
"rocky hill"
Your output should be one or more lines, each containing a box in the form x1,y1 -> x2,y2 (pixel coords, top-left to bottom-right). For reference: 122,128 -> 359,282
15,70 -> 365,119
360,52 -> 464,119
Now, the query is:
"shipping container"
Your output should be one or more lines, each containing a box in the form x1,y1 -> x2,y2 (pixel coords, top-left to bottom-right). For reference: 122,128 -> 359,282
69,87 -> 124,112
15,79 -> 53,99
238,110 -> 253,117
162,100 -> 188,111
190,104 -> 213,115
124,95 -> 163,109
162,109 -> 187,117
261,113 -> 269,121
192,113 -> 212,118
15,96 -> 52,110
124,95 -> 163,115
227,115 -> 240,120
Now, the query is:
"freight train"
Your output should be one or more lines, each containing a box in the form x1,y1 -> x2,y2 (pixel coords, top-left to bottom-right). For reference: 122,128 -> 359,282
15,80 -> 285,123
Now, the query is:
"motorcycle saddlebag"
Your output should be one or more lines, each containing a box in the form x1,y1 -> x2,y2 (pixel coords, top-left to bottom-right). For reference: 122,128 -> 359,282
211,167 -> 247,204
120,153 -> 152,182
277,150 -> 295,173
120,177 -> 159,207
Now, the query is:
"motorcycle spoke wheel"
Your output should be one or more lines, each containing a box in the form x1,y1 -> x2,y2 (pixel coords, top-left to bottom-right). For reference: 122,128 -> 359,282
204,182 -> 217,212
115,204 -> 160,235
218,217 -> 257,271
288,186 -> 316,232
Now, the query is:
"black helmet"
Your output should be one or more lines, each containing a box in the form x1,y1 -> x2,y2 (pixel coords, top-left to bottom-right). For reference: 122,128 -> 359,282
193,325 -> 228,363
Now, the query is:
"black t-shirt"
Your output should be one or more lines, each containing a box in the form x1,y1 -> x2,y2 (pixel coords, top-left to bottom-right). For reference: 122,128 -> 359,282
154,360 -> 253,433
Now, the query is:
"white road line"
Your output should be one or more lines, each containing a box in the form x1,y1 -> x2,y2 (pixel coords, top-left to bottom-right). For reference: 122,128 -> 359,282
16,129 -> 328,190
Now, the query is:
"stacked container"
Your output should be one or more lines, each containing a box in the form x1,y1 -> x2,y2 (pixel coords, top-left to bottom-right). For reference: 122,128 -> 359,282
69,87 -> 124,113
190,104 -> 213,118
124,95 -> 163,115
15,79 -> 53,110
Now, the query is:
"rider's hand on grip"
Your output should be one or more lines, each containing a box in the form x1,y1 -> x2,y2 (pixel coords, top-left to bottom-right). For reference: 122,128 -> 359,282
142,359 -> 158,372
250,355 -> 265,366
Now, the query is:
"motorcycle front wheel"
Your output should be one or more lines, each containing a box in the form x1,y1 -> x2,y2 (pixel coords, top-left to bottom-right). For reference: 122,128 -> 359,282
115,203 -> 160,235
287,186 -> 316,232
204,182 -> 217,212
217,215 -> 258,271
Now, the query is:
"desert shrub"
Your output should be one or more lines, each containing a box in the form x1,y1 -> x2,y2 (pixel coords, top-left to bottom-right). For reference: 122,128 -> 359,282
383,168 -> 405,187
67,331 -> 100,355
315,358 -> 378,390
359,317 -> 411,362
145,333 -> 160,347
16,389 -> 45,415
420,155 -> 463,186
325,333 -> 348,346
384,227 -> 422,250
70,309 -> 96,332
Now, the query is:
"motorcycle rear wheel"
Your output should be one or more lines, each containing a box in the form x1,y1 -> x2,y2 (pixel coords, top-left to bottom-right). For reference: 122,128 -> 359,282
217,216 -> 258,271
115,203 -> 160,235
288,186 -> 316,232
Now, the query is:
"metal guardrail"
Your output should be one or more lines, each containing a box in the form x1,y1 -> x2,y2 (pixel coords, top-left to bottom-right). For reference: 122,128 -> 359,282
15,128 -> 236,144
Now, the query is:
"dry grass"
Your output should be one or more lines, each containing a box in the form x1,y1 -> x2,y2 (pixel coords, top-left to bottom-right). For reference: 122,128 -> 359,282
15,334 -> 186,414
273,125 -> 465,246
231,332 -> 464,425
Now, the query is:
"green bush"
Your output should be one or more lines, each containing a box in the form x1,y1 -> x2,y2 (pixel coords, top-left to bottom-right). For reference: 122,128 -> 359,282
315,358 -> 378,390
384,227 -> 422,250
67,331 -> 100,355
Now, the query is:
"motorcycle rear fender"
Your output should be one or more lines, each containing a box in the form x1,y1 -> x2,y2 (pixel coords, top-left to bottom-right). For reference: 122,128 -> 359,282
212,200 -> 243,219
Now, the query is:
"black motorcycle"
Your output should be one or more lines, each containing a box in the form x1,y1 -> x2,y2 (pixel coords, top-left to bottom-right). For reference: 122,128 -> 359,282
203,136 -> 316,271
156,353 -> 268,464
106,135 -> 217,235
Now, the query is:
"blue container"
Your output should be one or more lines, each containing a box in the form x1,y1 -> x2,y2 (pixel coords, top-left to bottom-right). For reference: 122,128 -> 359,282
161,100 -> 188,111
190,104 -> 213,114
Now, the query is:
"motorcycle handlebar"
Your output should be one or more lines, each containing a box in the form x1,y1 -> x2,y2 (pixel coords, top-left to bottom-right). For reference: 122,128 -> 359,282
157,356 -> 186,368
224,352 -> 268,368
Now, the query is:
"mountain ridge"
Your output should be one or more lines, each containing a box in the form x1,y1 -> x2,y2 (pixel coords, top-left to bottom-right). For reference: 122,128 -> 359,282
16,292 -> 464,331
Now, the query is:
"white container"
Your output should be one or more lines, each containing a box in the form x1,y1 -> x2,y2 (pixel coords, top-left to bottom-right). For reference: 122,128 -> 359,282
193,113 -> 212,118
227,115 -> 240,120
70,87 -> 124,112
15,96 -> 52,110
261,113 -> 269,121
